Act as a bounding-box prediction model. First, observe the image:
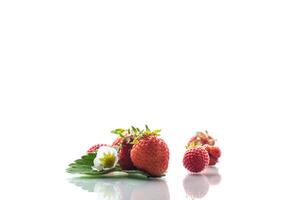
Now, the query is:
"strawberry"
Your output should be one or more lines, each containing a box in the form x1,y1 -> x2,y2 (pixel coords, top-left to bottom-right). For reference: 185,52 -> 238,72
208,156 -> 218,165
186,130 -> 221,166
130,128 -> 169,177
87,144 -> 107,153
111,126 -> 169,176
203,144 -> 221,166
111,129 -> 136,170
118,142 -> 136,170
183,147 -> 209,173
208,146 -> 221,158
187,131 -> 215,148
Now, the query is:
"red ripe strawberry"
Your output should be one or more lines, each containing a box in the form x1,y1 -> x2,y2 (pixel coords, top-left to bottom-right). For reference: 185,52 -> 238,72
187,131 -> 215,148
131,135 -> 169,177
208,156 -> 218,165
111,131 -> 136,170
118,142 -> 136,170
203,144 -> 221,166
208,146 -> 221,158
183,147 -> 209,173
87,144 -> 107,153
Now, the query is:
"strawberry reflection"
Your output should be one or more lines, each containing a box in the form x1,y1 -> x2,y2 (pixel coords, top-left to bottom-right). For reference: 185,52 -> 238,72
183,167 -> 221,199
203,166 -> 222,185
69,177 -> 170,200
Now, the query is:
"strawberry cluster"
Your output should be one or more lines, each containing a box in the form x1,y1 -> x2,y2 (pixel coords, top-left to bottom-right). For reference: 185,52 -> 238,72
69,127 -> 220,178
87,125 -> 169,177
183,131 -> 221,173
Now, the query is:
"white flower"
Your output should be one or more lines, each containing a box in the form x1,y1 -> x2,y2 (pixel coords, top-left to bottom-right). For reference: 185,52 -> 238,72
93,146 -> 118,171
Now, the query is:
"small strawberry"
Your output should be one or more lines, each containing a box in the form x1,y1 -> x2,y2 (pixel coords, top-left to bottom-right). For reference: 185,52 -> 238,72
130,126 -> 169,177
183,147 -> 209,173
203,144 -> 221,166
87,144 -> 107,153
118,142 -> 136,170
187,130 -> 215,148
111,128 -> 136,170
208,156 -> 218,165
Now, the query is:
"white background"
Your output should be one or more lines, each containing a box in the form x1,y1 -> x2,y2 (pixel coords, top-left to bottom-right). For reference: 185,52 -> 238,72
1,1 -> 300,199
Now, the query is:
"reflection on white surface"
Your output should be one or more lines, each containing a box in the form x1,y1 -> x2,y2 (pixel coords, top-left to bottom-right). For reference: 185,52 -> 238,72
69,177 -> 170,200
183,167 -> 221,199
69,167 -> 221,200
203,166 -> 222,186
183,174 -> 209,199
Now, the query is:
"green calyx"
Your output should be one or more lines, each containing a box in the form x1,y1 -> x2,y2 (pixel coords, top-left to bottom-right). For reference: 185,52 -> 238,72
111,128 -> 126,137
111,125 -> 161,145
131,125 -> 161,145
186,140 -> 202,149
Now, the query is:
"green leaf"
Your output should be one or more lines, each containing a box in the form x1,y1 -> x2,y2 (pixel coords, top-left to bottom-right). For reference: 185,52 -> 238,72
66,153 -> 163,178
123,170 -> 151,178
66,153 -> 98,175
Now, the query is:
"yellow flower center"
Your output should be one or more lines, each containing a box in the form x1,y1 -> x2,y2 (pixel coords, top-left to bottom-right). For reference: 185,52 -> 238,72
100,153 -> 116,168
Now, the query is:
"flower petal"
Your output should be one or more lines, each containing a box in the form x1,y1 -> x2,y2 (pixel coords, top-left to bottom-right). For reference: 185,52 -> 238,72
93,157 -> 104,171
95,146 -> 118,170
